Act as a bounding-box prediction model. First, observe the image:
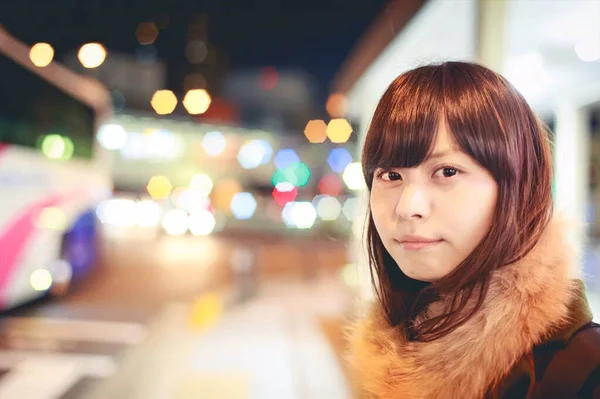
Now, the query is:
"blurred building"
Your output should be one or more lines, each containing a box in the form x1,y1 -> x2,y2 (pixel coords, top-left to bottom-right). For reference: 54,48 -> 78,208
221,68 -> 321,135
333,0 -> 600,301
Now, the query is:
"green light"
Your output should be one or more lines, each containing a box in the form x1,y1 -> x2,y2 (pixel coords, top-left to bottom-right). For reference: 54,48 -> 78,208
41,135 -> 74,161
272,162 -> 312,187
290,162 -> 311,187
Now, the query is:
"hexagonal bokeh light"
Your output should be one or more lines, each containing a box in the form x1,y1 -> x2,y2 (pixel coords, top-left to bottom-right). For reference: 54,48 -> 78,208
230,192 -> 257,220
326,119 -> 353,143
29,43 -> 54,67
304,120 -> 327,143
147,175 -> 173,200
202,131 -> 226,156
189,209 -> 216,236
183,89 -> 212,115
316,196 -> 342,221
189,174 -> 214,197
272,182 -> 298,206
238,139 -> 273,169
271,162 -> 311,187
281,201 -> 317,229
328,148 -> 352,173
343,197 -> 359,221
151,90 -> 178,115
273,149 -> 299,170
342,162 -> 366,190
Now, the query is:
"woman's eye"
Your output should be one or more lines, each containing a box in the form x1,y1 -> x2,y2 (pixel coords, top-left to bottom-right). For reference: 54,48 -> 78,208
379,171 -> 402,181
434,166 -> 459,178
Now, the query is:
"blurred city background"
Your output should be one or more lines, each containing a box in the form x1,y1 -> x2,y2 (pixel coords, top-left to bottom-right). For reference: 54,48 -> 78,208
0,0 -> 598,398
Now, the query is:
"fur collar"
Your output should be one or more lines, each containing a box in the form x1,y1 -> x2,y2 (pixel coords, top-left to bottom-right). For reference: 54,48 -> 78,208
348,217 -> 582,398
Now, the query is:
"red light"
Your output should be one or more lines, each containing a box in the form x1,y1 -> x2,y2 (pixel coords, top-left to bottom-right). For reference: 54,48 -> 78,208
260,67 -> 278,90
272,186 -> 298,206
319,174 -> 343,197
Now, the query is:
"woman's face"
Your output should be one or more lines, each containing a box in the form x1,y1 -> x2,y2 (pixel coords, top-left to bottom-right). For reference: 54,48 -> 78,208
370,123 -> 498,282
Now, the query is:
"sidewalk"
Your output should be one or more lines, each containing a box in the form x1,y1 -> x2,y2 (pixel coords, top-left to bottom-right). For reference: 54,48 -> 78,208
92,277 -> 354,399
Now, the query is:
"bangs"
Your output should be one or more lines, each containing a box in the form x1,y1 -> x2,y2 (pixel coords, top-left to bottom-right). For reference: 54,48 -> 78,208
362,66 -> 444,183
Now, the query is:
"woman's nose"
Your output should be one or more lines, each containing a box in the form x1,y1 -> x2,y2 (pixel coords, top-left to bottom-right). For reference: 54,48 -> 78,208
395,184 -> 430,220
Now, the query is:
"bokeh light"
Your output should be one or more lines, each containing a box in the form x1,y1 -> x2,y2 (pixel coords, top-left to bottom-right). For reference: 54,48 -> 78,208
342,162 -> 366,190
326,93 -> 348,118
96,199 -> 138,227
147,175 -> 173,200
36,207 -> 67,231
177,189 -> 210,213
230,192 -> 257,220
212,178 -> 242,213
238,139 -> 273,169
185,40 -> 208,64
319,174 -> 343,197
136,22 -> 159,45
272,182 -> 298,206
162,209 -> 189,235
304,120 -> 327,143
189,209 -> 216,236
328,148 -> 352,173
151,90 -> 178,115
259,67 -> 278,90
183,89 -> 212,115
326,119 -> 353,143
189,174 -> 214,196
271,162 -> 311,187
274,149 -> 299,170
343,197 -> 359,221
282,202 -> 317,229
41,135 -> 74,161
78,43 -> 106,69
30,269 -> 52,292
136,200 -> 162,228
29,43 -> 54,67
98,124 -> 127,150
202,131 -> 226,156
316,196 -> 342,221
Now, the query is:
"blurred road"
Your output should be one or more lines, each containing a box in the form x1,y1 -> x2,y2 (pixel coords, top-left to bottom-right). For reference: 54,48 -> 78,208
0,229 -> 355,399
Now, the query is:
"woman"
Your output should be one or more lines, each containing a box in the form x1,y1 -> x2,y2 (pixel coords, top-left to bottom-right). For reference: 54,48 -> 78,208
348,62 -> 599,398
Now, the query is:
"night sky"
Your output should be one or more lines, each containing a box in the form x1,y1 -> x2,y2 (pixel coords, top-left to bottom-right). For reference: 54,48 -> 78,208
1,0 -> 387,108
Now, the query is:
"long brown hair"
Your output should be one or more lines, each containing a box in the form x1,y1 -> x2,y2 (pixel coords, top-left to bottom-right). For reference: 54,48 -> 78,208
362,61 -> 554,342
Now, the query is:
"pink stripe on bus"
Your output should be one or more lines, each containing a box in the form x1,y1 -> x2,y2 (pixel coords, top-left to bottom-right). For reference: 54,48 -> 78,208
0,194 -> 66,304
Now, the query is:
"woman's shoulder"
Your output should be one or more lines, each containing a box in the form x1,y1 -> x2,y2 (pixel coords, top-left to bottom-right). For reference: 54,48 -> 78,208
532,320 -> 600,398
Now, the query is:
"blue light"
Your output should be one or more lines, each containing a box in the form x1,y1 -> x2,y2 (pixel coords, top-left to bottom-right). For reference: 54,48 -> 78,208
274,149 -> 300,170
328,148 -> 352,173
230,192 -> 257,220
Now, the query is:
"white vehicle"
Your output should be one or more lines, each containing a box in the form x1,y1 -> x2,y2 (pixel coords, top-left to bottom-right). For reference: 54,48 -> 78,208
0,27 -> 113,310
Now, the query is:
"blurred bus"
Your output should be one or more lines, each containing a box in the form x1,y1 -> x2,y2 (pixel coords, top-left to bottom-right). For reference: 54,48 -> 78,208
0,28 -> 113,310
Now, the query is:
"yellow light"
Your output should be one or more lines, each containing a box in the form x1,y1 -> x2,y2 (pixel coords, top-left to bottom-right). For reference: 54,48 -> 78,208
326,119 -> 353,143
30,269 -> 53,291
78,43 -> 107,69
147,175 -> 173,200
183,89 -> 212,115
304,120 -> 327,143
136,22 -> 159,45
189,174 -> 213,196
187,293 -> 223,331
151,90 -> 178,115
212,178 -> 242,213
29,43 -> 54,67
36,207 -> 67,231
326,93 -> 347,118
